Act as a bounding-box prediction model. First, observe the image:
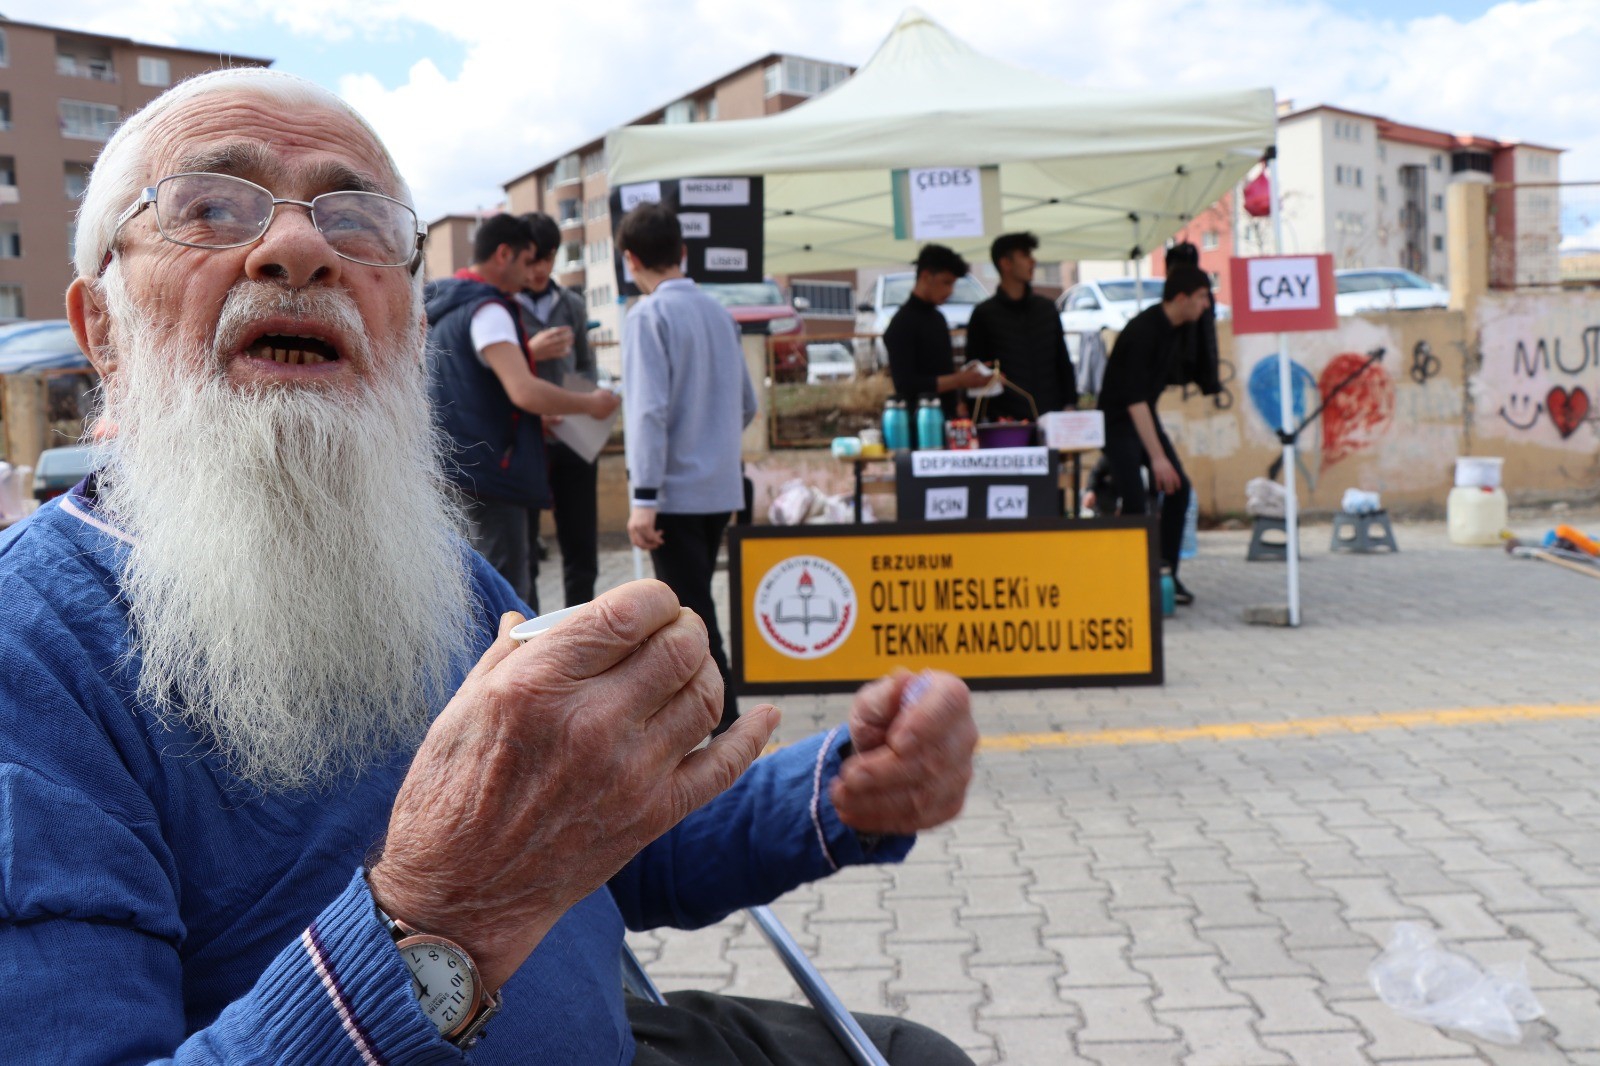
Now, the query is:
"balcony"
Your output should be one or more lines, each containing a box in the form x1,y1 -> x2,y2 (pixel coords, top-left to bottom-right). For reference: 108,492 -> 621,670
57,61 -> 117,83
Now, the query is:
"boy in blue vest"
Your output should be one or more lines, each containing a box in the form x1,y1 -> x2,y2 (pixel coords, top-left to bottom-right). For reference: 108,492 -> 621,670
426,213 -> 619,607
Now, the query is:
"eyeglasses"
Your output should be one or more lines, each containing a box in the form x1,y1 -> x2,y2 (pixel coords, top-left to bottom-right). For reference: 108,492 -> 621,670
105,171 -> 427,272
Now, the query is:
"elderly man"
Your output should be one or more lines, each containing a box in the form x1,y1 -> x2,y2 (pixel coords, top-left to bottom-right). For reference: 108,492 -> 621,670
0,70 -> 978,1064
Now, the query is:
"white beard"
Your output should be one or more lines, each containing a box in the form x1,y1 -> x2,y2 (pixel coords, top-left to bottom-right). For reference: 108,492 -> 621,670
94,278 -> 474,793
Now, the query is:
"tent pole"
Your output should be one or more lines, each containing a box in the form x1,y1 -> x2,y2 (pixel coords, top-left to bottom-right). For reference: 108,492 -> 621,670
1268,143 -> 1301,627
1132,216 -> 1145,311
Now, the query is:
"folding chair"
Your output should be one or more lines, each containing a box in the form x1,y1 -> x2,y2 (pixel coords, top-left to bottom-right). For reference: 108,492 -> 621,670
624,904 -> 891,1066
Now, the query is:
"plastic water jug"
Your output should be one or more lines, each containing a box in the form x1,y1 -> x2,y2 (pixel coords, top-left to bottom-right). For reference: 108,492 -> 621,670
1447,486 -> 1507,546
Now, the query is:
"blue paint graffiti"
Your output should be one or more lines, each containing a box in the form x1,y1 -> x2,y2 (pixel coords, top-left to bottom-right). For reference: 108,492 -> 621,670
1248,355 -> 1318,434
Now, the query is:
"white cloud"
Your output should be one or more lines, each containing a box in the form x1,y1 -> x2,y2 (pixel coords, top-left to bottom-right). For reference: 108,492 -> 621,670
9,0 -> 1600,222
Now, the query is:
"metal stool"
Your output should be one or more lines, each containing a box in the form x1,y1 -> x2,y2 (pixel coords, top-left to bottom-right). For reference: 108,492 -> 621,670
1247,516 -> 1294,561
1330,510 -> 1399,553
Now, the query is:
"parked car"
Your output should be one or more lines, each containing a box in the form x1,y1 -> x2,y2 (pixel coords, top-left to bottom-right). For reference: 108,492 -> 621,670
1058,278 -> 1230,362
32,443 -> 95,502
700,281 -> 808,382
804,342 -> 856,385
0,319 -> 88,374
1334,268 -> 1449,315
854,271 -> 990,368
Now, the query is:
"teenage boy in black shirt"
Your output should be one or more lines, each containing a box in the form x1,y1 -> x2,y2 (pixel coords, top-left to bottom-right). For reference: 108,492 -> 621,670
966,232 -> 1077,421
1097,264 -> 1212,604
884,244 -> 990,419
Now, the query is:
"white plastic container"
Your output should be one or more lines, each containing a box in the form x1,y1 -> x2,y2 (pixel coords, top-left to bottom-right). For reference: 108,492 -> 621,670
1448,486 -> 1508,545
1455,456 -> 1504,489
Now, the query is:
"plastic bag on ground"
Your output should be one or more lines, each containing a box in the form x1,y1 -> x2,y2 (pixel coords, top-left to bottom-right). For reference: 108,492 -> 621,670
1368,922 -> 1543,1046
768,479 -> 822,526
1245,477 -> 1287,518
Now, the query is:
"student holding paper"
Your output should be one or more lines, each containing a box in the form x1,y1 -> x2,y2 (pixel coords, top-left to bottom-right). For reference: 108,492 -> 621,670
517,212 -> 607,608
425,213 -> 618,610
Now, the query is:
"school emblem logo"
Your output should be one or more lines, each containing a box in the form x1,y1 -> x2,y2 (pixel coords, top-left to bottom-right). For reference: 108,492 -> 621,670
753,555 -> 857,660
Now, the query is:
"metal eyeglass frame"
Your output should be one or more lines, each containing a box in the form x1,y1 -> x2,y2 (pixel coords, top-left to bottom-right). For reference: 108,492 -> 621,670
101,172 -> 428,275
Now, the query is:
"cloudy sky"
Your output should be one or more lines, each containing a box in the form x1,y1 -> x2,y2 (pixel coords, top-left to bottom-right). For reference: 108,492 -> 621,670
13,0 -> 1598,234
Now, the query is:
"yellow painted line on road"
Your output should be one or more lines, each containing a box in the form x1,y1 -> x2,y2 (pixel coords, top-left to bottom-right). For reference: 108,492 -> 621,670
979,703 -> 1600,753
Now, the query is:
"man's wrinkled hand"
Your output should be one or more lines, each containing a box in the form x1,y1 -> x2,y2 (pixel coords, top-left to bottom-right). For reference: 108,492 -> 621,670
830,670 -> 976,836
367,580 -> 778,992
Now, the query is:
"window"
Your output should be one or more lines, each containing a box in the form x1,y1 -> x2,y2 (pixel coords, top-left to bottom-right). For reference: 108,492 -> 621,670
1336,164 -> 1361,186
1432,235 -> 1444,252
557,197 -> 581,225
585,196 -> 608,221
0,92 -> 9,131
64,162 -> 91,199
137,56 -> 171,87
1432,194 -> 1444,212
0,155 -> 16,187
67,220 -> 77,261
542,172 -> 554,194
1377,143 -> 1387,163
587,237 -> 611,263
60,100 -> 119,140
0,28 -> 8,68
0,284 -> 22,320
663,99 -> 695,125
552,154 -> 580,186
706,97 -> 718,122
765,57 -> 850,98
1377,179 -> 1387,204
1431,154 -> 1443,171
581,149 -> 606,177
0,221 -> 19,258
557,240 -> 582,271
1201,230 -> 1219,251
790,279 -> 854,317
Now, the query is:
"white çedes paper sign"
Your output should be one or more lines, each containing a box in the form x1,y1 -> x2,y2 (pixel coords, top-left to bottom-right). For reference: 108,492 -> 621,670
908,167 -> 985,240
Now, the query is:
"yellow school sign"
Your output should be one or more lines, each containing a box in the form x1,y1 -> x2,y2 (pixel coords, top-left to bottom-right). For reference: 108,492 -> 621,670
729,518 -> 1162,694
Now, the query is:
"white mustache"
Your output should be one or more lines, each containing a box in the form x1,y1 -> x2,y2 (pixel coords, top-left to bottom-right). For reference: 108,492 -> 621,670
211,283 -> 372,370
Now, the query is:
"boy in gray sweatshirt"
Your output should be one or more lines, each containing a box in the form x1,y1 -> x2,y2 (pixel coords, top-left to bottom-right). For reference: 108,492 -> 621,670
619,202 -> 758,734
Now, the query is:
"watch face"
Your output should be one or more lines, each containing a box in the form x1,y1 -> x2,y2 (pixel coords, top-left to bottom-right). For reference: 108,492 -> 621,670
399,936 -> 478,1035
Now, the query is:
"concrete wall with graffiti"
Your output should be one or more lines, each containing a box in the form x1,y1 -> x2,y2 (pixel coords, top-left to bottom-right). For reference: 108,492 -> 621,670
1471,292 -> 1600,494
1164,294 -> 1598,516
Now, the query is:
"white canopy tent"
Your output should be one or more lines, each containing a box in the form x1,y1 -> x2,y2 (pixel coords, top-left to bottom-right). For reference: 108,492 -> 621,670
606,8 -> 1278,272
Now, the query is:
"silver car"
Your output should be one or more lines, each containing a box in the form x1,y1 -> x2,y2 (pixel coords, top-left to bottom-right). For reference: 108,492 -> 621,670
1334,268 -> 1449,315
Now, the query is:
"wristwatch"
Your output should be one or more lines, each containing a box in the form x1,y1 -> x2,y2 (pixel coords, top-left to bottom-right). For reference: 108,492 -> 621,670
374,902 -> 501,1049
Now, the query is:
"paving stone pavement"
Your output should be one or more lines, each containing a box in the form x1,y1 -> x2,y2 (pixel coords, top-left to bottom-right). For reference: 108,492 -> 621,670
538,508 -> 1600,1064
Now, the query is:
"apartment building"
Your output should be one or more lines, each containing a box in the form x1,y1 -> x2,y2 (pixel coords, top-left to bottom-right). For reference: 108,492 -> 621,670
1160,104 -> 1561,302
0,18 -> 269,323
423,54 -> 854,371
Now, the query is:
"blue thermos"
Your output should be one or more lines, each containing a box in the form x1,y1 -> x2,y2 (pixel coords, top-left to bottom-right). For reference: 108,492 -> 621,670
882,398 -> 911,451
1159,568 -> 1176,617
915,396 -> 946,451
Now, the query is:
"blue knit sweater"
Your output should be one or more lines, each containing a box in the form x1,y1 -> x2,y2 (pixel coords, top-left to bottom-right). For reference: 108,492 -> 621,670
0,484 -> 911,1064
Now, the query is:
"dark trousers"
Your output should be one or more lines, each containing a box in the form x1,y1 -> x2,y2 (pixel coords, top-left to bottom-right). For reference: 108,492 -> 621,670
650,511 -> 738,735
629,991 -> 974,1066
463,496 -> 537,612
1104,419 -> 1191,575
537,441 -> 600,609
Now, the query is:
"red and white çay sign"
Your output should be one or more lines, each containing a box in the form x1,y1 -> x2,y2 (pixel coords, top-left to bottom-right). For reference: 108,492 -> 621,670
1227,254 -> 1337,335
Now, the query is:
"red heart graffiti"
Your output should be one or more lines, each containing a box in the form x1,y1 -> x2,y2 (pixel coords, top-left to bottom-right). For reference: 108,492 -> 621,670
1320,352 -> 1395,468
1547,386 -> 1591,439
